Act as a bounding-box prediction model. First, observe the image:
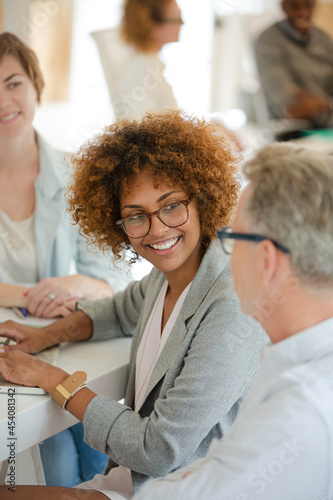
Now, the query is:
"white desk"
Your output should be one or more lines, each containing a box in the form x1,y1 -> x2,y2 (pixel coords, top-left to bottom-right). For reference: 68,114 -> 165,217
0,336 -> 131,484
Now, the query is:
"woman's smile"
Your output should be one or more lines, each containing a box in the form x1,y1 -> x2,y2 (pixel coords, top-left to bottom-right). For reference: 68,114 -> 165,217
0,110 -> 21,122
147,235 -> 182,252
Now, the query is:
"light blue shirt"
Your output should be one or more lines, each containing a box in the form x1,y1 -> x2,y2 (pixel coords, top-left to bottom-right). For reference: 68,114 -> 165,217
279,19 -> 311,45
134,317 -> 333,500
34,133 -> 132,292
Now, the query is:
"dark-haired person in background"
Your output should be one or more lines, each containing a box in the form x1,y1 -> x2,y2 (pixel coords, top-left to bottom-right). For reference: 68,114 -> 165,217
256,0 -> 333,129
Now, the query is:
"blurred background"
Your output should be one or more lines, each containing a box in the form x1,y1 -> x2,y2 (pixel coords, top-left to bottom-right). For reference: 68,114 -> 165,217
0,0 -> 332,151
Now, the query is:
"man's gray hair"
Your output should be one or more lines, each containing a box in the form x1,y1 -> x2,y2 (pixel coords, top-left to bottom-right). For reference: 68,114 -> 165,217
243,142 -> 333,288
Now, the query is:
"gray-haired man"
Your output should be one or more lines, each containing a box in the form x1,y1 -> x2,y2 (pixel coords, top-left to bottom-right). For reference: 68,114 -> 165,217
134,142 -> 333,499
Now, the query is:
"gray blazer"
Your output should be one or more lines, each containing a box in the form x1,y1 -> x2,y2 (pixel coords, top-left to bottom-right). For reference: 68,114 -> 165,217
80,241 -> 267,492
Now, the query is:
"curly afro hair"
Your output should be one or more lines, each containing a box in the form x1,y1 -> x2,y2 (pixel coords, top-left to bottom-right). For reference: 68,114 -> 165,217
66,110 -> 240,264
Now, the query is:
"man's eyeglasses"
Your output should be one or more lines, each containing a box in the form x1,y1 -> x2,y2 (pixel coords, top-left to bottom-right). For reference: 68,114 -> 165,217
116,197 -> 192,238
217,227 -> 290,255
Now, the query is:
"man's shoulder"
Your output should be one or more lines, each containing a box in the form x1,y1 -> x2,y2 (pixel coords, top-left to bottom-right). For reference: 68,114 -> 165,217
265,348 -> 333,416
257,21 -> 283,44
312,24 -> 333,46
257,21 -> 333,47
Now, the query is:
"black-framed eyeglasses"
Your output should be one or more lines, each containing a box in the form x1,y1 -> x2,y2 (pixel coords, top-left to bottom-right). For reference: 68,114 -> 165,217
116,197 -> 192,238
217,226 -> 290,255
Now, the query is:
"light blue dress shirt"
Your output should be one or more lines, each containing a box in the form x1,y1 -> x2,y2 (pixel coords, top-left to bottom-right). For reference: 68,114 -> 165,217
134,317 -> 333,500
34,133 -> 132,292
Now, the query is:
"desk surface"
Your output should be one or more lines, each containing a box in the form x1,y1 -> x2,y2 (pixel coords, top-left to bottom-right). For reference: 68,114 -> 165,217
290,131 -> 333,153
0,337 -> 131,461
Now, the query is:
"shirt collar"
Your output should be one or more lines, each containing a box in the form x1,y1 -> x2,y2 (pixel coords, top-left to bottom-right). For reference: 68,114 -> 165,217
278,19 -> 312,45
35,132 -> 66,199
261,316 -> 333,373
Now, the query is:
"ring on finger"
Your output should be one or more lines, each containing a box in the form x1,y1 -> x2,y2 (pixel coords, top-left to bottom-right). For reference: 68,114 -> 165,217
48,293 -> 56,301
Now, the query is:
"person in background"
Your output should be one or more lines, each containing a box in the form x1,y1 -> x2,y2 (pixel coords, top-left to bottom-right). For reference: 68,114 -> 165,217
93,0 -> 242,149
0,32 -> 131,318
128,143 -> 333,499
255,0 -> 333,129
95,0 -> 182,121
0,31 -> 132,485
0,110 -> 266,499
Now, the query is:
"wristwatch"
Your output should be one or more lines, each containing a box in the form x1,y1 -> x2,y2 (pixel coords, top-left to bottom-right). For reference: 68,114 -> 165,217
53,371 -> 87,410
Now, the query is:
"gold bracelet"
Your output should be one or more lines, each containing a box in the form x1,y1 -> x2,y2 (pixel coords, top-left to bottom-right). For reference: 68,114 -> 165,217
53,371 -> 87,410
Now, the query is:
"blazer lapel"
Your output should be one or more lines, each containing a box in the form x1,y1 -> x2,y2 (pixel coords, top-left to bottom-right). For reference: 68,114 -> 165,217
142,240 -> 229,403
143,308 -> 188,400
125,270 -> 166,407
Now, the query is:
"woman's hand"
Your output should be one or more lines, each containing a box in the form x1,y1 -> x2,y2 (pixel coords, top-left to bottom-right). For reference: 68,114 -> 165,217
0,311 -> 93,356
24,275 -> 113,318
0,348 -> 96,422
0,349 -> 69,393
0,321 -> 54,354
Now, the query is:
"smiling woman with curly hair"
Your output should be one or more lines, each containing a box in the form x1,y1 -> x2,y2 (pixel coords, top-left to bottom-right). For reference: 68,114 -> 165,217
67,110 -> 239,262
0,110 -> 266,500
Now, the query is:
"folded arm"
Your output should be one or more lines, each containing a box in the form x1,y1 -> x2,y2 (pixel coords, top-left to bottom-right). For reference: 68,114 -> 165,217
24,274 -> 114,318
0,283 -> 29,308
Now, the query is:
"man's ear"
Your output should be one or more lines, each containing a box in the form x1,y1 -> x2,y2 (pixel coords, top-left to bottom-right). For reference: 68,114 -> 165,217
260,239 -> 280,285
281,0 -> 287,15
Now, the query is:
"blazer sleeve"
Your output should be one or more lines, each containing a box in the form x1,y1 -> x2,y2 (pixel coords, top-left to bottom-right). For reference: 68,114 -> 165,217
82,277 -> 266,477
